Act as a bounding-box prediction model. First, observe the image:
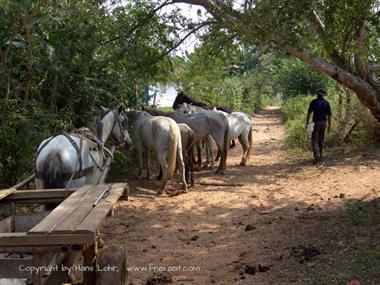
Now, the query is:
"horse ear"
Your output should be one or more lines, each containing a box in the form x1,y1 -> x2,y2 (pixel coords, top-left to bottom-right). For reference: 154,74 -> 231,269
101,106 -> 110,113
117,105 -> 123,113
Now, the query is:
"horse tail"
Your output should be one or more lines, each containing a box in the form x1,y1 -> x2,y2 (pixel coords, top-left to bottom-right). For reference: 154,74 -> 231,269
246,123 -> 254,163
165,125 -> 178,180
42,150 -> 64,188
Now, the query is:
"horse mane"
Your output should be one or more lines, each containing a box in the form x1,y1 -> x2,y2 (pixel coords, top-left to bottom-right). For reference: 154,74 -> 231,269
173,92 -> 232,114
88,117 -> 103,139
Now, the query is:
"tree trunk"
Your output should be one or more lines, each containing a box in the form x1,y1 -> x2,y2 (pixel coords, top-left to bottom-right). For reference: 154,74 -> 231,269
276,42 -> 380,121
345,88 -> 352,123
338,91 -> 343,120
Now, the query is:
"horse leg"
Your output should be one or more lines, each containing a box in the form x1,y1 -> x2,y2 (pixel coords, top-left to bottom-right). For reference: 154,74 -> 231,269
157,166 -> 163,180
146,149 -> 151,179
238,134 -> 248,166
205,138 -> 210,166
215,149 -> 221,161
157,151 -> 168,194
196,142 -> 202,169
207,135 -> 214,169
214,138 -> 224,174
214,129 -> 228,175
177,147 -> 187,192
136,143 -> 143,180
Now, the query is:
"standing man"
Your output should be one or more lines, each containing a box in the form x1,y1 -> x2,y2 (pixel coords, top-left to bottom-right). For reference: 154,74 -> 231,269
306,88 -> 332,164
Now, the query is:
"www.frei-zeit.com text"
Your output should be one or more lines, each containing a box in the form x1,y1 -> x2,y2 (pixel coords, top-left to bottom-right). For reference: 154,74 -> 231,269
18,264 -> 201,274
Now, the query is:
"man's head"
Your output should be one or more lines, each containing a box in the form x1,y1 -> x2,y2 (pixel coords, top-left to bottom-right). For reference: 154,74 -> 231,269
316,88 -> 327,97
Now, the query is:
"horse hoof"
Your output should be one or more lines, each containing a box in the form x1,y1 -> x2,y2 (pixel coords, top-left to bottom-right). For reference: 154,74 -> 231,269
240,161 -> 246,166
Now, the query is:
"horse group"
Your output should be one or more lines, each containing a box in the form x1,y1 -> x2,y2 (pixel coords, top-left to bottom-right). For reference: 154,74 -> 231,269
35,93 -> 254,195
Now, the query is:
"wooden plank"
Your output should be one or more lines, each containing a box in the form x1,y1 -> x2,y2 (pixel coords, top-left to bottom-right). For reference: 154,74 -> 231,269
0,216 -> 12,233
0,246 -> 63,253
11,173 -> 35,190
52,185 -> 112,234
32,252 -> 51,285
0,233 -> 94,246
0,188 -> 16,200
14,211 -> 50,232
1,189 -> 75,202
75,184 -> 124,234
0,257 -> 32,278
28,185 -> 92,235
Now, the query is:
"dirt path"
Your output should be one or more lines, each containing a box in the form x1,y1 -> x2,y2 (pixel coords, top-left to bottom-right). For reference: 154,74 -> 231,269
101,107 -> 380,285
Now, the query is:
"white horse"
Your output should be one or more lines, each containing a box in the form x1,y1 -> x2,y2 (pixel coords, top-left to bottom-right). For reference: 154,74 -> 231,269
178,103 -> 253,166
143,107 -> 229,174
125,109 -> 187,194
35,106 -> 132,189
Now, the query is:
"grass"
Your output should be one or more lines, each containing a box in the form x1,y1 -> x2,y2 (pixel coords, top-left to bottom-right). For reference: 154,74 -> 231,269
157,106 -> 173,112
310,241 -> 380,285
308,199 -> 380,285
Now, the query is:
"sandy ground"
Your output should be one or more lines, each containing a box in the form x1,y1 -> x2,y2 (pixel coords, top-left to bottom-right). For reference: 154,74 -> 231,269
101,107 -> 380,285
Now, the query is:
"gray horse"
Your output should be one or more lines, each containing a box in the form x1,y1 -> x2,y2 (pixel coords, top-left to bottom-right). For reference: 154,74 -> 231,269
125,109 -> 187,194
35,106 -> 132,189
178,103 -> 253,166
142,107 -> 229,174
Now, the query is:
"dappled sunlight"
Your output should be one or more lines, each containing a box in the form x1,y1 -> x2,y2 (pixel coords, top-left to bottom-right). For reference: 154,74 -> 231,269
100,107 -> 380,285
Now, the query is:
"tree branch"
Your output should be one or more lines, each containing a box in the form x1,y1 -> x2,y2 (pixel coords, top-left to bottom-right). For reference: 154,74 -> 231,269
308,10 -> 348,69
172,0 -> 237,23
149,20 -> 215,65
353,21 -> 379,92
99,0 -> 174,46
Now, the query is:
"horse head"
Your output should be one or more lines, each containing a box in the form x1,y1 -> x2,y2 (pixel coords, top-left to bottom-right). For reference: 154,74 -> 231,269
177,102 -> 194,114
101,106 -> 133,150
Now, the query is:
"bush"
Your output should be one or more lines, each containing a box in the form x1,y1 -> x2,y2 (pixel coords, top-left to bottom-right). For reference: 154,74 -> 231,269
282,89 -> 379,151
282,95 -> 313,149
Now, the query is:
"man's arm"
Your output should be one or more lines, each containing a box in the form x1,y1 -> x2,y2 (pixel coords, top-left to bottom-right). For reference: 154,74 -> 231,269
327,114 -> 331,132
306,100 -> 313,128
326,101 -> 332,132
306,110 -> 312,128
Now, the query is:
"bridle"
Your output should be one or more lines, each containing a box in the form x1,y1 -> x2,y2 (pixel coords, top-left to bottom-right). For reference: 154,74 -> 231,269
110,110 -> 128,146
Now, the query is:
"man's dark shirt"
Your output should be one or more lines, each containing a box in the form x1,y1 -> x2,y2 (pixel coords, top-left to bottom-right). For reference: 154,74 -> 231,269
308,97 -> 332,122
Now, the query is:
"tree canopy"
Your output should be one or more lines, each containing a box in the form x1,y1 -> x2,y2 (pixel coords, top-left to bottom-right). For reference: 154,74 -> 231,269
166,0 -> 380,120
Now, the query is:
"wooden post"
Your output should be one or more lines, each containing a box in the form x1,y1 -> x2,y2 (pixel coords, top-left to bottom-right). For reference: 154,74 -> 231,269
83,244 -> 96,285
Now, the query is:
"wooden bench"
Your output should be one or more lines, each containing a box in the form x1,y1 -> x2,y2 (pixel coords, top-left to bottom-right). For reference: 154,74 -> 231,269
0,183 -> 127,285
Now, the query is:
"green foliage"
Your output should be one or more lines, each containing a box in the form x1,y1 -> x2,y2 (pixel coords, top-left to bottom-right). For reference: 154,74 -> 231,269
172,44 -> 279,113
282,88 -> 379,151
276,57 -> 330,100
282,95 -> 314,149
0,0 -> 179,186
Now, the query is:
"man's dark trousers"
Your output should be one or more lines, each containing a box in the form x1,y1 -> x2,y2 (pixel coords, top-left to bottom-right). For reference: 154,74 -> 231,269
312,121 -> 327,161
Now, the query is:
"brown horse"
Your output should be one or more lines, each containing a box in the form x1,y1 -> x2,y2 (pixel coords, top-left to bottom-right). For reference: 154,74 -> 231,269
173,92 -> 232,114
